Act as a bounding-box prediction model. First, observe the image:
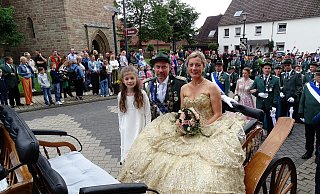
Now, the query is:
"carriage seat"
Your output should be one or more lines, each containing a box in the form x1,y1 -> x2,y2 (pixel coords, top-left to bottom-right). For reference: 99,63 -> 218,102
48,151 -> 119,194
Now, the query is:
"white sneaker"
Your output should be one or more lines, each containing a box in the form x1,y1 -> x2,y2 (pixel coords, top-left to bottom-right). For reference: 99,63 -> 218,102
56,101 -> 63,105
32,89 -> 37,92
100,95 -> 103,97
84,92 -> 88,96
61,99 -> 65,103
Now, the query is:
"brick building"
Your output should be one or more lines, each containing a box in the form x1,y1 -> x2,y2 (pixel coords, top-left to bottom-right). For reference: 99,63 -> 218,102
1,0 -> 116,59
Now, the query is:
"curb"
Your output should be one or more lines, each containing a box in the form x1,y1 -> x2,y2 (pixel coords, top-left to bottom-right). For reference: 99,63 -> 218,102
16,96 -> 118,113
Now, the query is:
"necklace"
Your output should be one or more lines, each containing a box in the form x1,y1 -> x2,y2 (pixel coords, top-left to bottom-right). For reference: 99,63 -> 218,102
192,78 -> 205,86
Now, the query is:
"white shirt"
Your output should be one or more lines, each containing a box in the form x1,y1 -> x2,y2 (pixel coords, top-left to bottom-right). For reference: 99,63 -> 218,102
316,82 -> 320,88
157,76 -> 169,103
263,74 -> 270,82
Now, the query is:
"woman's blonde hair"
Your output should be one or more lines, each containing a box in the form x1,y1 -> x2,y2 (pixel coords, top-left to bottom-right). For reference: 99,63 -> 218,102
119,66 -> 144,113
185,51 -> 206,67
20,56 -> 27,63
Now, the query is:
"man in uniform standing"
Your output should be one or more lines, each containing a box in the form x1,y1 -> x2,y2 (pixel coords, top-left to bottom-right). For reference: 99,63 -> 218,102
280,59 -> 303,122
303,61 -> 318,84
251,62 -> 280,134
176,58 -> 187,78
210,61 -> 230,96
299,67 -> 320,159
204,56 -> 215,80
228,66 -> 238,95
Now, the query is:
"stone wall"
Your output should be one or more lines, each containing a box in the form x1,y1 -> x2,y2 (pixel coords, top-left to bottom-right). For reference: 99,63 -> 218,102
2,0 -> 115,61
63,0 -> 115,55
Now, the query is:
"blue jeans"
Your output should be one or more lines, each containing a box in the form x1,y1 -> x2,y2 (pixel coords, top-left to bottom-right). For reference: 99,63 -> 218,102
100,79 -> 109,96
42,87 -> 53,104
53,83 -> 61,102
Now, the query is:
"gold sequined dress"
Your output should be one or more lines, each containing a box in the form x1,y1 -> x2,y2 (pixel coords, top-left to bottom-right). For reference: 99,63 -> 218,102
118,94 -> 246,193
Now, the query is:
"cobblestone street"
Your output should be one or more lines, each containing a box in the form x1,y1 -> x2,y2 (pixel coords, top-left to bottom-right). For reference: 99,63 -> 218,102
20,99 -> 316,193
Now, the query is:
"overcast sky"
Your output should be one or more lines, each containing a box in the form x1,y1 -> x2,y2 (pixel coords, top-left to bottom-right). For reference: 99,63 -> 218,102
180,0 -> 232,28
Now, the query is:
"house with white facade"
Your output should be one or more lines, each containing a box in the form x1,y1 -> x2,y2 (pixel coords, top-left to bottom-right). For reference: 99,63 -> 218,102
218,0 -> 320,54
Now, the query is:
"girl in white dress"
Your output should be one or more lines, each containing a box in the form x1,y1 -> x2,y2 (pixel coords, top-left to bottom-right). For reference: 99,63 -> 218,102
117,66 -> 151,163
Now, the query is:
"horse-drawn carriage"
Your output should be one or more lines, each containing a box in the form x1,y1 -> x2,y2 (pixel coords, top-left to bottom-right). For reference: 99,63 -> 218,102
0,104 -> 296,194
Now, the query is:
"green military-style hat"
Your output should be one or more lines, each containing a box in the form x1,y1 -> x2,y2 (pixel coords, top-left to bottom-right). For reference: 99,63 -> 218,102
150,52 -> 171,66
310,61 -> 319,67
274,65 -> 282,69
260,61 -> 272,67
316,66 -> 320,75
282,59 -> 292,65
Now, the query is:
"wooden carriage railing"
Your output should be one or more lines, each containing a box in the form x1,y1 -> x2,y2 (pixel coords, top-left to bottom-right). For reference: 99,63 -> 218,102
0,125 -> 33,194
242,121 -> 264,167
244,117 -> 295,194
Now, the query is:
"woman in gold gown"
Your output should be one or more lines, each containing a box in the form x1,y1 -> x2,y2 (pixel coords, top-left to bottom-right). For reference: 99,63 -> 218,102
118,51 -> 246,193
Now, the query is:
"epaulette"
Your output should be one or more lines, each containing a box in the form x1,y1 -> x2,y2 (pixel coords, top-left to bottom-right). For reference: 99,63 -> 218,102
175,76 -> 187,81
143,77 -> 153,84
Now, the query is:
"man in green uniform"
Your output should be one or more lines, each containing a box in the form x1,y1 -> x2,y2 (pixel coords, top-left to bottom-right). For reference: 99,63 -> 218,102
303,62 -> 318,84
176,58 -> 187,78
204,56 -> 215,80
143,52 -> 187,120
228,66 -> 238,95
251,62 -> 280,134
299,67 -> 320,159
210,60 -> 230,96
280,59 -> 303,122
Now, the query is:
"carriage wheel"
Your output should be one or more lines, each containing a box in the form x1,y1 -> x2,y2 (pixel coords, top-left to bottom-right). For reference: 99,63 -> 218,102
254,156 -> 297,194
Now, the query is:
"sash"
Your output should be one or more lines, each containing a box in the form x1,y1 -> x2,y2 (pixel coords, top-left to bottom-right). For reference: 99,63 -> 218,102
306,82 -> 320,104
211,72 -> 224,92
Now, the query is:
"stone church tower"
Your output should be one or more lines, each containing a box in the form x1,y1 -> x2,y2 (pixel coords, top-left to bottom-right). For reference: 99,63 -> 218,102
2,0 -> 116,58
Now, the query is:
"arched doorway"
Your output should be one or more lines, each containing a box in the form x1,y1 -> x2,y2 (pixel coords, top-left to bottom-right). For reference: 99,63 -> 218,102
92,40 -> 100,53
91,30 -> 110,55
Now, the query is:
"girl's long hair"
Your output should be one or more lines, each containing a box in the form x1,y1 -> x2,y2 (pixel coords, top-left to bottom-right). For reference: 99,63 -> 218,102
119,66 -> 144,113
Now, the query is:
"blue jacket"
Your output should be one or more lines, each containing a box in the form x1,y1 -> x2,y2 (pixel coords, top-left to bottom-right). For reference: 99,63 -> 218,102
18,64 -> 34,78
68,64 -> 84,80
88,61 -> 100,74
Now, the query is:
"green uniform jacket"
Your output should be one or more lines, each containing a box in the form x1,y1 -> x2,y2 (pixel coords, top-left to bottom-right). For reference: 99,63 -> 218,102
280,70 -> 303,101
176,64 -> 187,78
299,81 -> 320,124
303,72 -> 315,84
229,72 -> 238,93
143,74 -> 187,113
0,64 -> 19,89
251,75 -> 280,110
210,71 -> 230,96
204,63 -> 215,80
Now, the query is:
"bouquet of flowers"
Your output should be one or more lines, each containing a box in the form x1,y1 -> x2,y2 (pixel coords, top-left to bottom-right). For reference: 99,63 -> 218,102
175,107 -> 202,136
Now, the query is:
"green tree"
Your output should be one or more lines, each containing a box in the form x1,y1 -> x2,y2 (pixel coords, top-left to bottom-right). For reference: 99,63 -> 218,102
167,0 -> 199,51
116,0 -> 152,47
0,7 -> 23,46
208,43 -> 219,51
146,44 -> 154,57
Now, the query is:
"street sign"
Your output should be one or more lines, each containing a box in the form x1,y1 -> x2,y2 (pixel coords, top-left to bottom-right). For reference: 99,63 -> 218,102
240,38 -> 248,50
126,27 -> 138,36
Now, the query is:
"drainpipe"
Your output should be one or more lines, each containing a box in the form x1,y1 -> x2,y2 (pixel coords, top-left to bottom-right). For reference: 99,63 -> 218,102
84,24 -> 90,49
